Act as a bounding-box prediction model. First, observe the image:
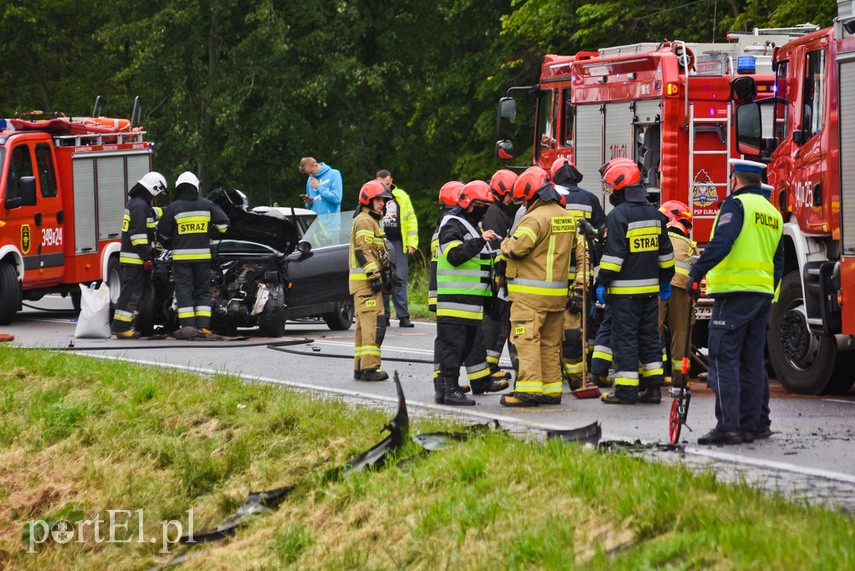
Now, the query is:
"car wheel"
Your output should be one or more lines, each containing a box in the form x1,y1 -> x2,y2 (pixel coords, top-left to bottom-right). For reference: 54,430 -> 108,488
259,309 -> 286,337
324,299 -> 354,331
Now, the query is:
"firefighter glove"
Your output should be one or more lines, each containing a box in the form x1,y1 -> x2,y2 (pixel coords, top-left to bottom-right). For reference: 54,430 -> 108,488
143,260 -> 154,273
567,285 -> 585,313
595,284 -> 606,305
687,277 -> 701,301
659,282 -> 671,302
370,276 -> 383,293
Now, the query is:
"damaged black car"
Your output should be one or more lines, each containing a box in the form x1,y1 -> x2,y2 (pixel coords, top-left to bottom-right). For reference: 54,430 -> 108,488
136,188 -> 353,337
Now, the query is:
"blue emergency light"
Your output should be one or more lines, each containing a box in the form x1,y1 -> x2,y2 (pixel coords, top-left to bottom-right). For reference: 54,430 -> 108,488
737,56 -> 756,75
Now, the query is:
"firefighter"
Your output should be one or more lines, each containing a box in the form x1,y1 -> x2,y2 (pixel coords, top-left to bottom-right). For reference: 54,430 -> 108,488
112,172 -> 167,339
657,200 -> 697,387
597,160 -> 675,404
688,159 -> 783,445
482,169 -> 519,382
551,158 -> 606,388
435,180 -> 499,405
349,180 -> 394,382
157,172 -> 230,339
499,167 -> 575,407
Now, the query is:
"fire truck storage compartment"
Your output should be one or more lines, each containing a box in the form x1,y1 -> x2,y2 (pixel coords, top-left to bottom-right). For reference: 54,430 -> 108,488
634,100 -> 662,194
574,104 -> 604,198
72,152 -> 151,254
840,52 -> 855,256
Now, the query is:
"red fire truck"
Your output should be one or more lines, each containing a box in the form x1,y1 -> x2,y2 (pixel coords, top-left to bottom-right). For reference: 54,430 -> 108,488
0,108 -> 155,325
732,10 -> 855,394
495,29 -> 818,383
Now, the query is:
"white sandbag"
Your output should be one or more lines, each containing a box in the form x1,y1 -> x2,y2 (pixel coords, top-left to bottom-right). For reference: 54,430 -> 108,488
74,282 -> 112,339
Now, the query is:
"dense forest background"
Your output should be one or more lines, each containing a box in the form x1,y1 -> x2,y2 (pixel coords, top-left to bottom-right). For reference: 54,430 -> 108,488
0,0 -> 838,247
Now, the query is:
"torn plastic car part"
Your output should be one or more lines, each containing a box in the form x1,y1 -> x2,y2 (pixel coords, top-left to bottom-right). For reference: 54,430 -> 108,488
179,484 -> 295,545
546,421 -> 602,447
339,371 -> 409,476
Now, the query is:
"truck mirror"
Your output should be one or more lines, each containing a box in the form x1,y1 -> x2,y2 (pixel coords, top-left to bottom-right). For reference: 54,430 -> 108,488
497,97 -> 517,140
731,76 -> 757,102
297,240 -> 312,254
20,176 -> 37,206
495,140 -> 515,161
735,103 -> 763,157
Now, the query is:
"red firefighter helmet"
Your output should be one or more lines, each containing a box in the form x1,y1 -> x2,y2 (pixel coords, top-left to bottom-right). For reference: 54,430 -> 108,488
549,157 -> 576,183
513,166 -> 550,202
359,180 -> 393,205
659,199 -> 693,234
602,159 -> 641,190
438,181 -> 464,206
458,180 -> 495,208
489,169 -> 518,197
599,157 -> 637,178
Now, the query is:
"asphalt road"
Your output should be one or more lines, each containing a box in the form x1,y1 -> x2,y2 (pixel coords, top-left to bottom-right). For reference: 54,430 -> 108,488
7,297 -> 855,512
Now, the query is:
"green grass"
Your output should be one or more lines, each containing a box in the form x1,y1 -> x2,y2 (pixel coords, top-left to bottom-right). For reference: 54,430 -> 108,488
0,346 -> 852,570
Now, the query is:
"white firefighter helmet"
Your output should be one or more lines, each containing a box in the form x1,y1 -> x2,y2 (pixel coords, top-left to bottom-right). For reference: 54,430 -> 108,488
175,171 -> 200,190
137,171 -> 167,197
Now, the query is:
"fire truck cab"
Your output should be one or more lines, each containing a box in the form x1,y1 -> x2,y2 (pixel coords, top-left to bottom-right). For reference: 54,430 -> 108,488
733,11 -> 855,394
0,114 -> 154,325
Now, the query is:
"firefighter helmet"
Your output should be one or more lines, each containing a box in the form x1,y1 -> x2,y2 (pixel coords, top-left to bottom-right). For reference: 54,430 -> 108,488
598,157 -> 637,179
659,200 -> 692,224
458,180 -> 495,208
513,166 -> 550,202
438,181 -> 464,206
175,171 -> 200,190
138,172 -> 167,197
602,160 -> 641,190
550,158 -> 581,185
359,180 -> 393,205
489,169 -> 518,197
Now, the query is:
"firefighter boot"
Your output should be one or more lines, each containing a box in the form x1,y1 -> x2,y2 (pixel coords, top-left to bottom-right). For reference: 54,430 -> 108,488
433,378 -> 445,405
470,377 -> 510,395
499,392 -> 540,408
443,378 -> 476,406
361,369 -> 389,382
638,386 -> 662,404
600,387 -> 637,405
115,329 -> 140,340
489,365 -> 511,381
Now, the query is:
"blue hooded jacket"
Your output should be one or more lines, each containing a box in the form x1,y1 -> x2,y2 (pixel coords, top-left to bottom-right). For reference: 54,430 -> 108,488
305,162 -> 343,215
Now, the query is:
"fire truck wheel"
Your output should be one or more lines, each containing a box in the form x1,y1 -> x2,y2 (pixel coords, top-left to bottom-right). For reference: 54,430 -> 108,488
0,263 -> 20,325
106,256 -> 121,307
768,270 -> 854,395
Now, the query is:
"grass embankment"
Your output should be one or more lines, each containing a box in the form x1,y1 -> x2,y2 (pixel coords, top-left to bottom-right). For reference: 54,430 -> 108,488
0,347 -> 851,570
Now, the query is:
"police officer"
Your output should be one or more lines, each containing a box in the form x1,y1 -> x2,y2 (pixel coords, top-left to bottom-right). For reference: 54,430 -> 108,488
499,167 -> 575,407
688,159 -> 783,445
657,201 -> 697,388
551,158 -> 606,388
435,181 -> 499,405
350,180 -> 394,382
157,172 -> 229,339
597,159 -> 675,404
112,172 -> 167,339
482,169 -> 519,382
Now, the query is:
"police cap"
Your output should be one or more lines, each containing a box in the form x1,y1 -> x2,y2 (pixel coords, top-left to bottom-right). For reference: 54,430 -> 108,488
729,159 -> 766,175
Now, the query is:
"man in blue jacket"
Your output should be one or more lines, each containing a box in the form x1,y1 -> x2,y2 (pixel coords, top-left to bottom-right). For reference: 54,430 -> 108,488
299,157 -> 343,215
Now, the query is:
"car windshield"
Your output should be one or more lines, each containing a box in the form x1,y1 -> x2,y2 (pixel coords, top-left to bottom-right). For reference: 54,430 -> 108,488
300,210 -> 354,248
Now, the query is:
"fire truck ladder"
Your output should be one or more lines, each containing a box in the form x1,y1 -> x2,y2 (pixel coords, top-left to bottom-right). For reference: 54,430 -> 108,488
688,101 -> 731,223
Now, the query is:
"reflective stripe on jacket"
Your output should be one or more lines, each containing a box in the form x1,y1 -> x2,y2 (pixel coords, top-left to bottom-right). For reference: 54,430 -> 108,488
436,213 -> 492,323
706,193 -> 782,295
349,208 -> 387,294
500,199 -> 575,312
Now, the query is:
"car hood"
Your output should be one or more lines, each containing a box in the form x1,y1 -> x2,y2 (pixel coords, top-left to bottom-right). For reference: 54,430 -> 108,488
208,187 -> 299,255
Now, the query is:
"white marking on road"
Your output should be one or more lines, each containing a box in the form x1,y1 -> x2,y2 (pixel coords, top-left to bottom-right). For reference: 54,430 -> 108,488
685,446 -> 855,485
825,399 -> 855,405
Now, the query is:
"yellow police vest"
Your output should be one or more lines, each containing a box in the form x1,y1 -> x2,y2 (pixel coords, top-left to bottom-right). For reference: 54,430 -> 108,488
706,193 -> 782,295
